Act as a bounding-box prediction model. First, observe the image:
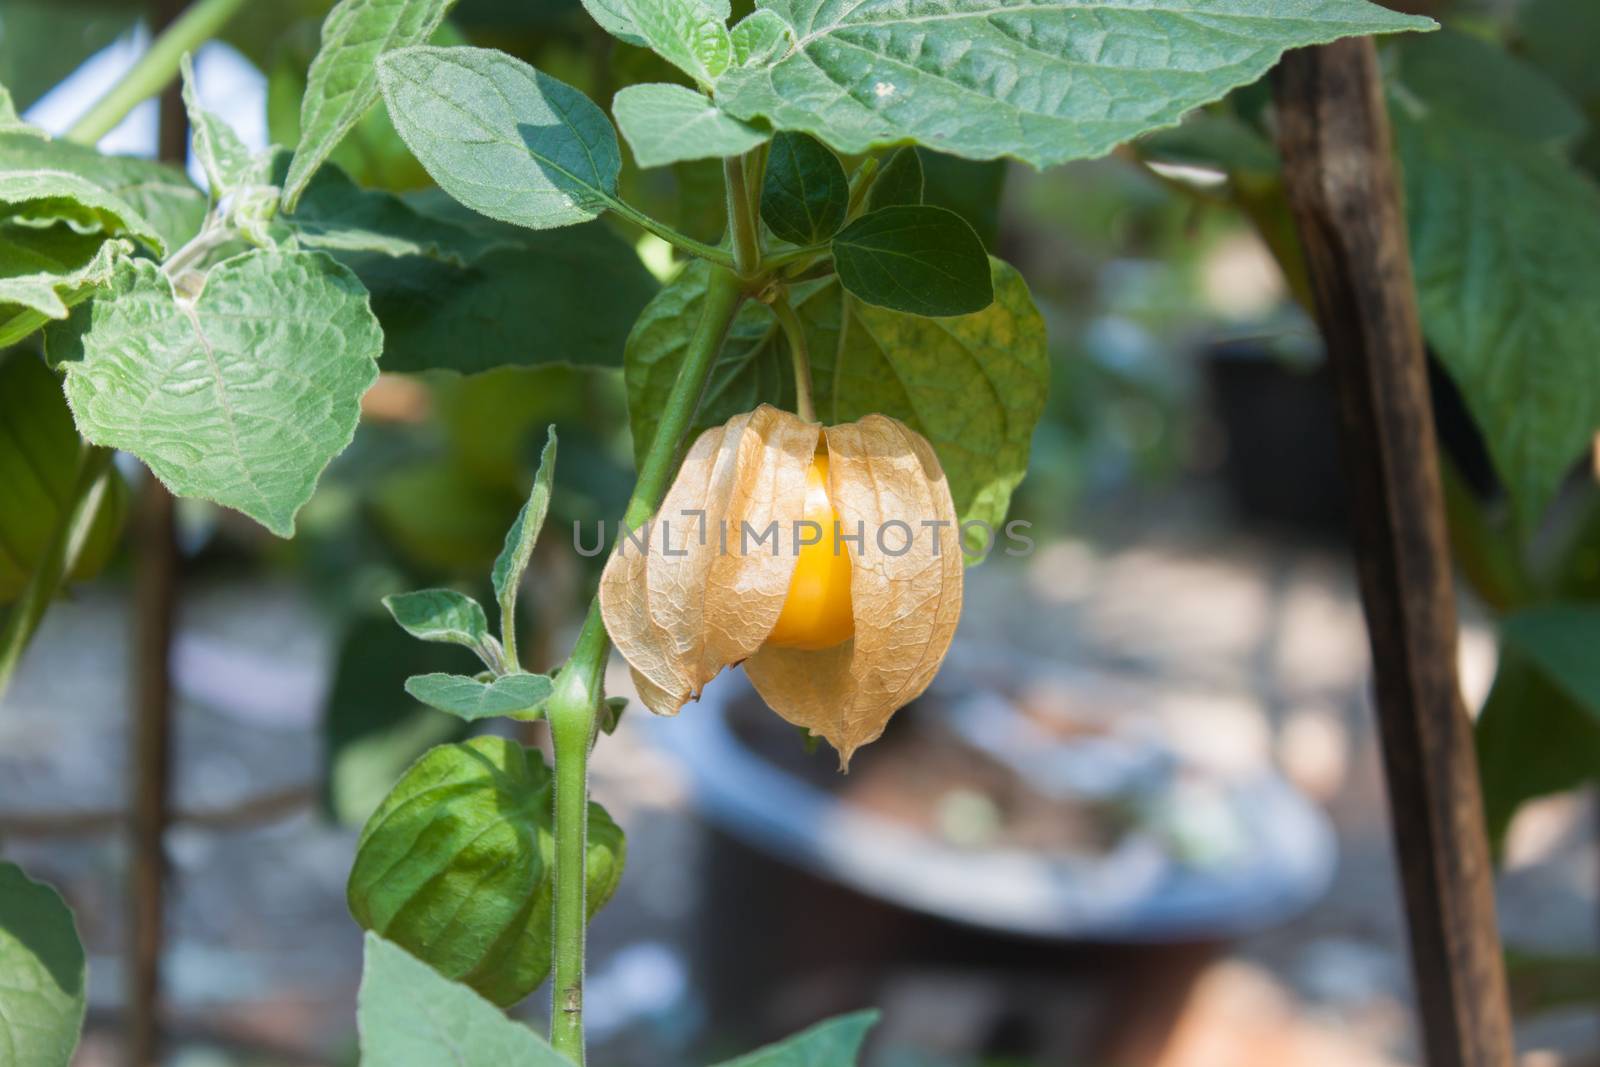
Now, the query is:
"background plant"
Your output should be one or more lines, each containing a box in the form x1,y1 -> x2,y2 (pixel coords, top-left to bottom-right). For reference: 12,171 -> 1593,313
11,0 -> 1596,1063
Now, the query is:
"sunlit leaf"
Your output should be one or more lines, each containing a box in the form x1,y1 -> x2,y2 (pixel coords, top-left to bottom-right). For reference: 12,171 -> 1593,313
714,0 -> 1432,167
282,0 -> 461,211
54,252 -> 381,537
403,671 -> 553,720
614,83 -> 769,168
0,862 -> 86,1067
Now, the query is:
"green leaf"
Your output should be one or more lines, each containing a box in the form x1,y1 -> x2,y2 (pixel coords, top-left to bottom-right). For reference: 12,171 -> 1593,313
1396,28 -> 1586,147
622,0 -> 733,87
714,0 -> 1432,168
919,150 -> 1006,249
614,83 -> 769,168
1519,0 -> 1600,105
382,588 -> 499,665
278,160 -> 518,264
761,131 -> 847,246
731,9 -> 794,68
710,1010 -> 880,1067
0,352 -> 126,602
867,146 -> 923,211
0,134 -> 205,254
181,53 -> 266,195
0,862 -> 87,1067
492,427 -> 557,626
795,259 -> 1048,533
1476,605 -> 1600,847
348,736 -> 625,1006
56,251 -> 381,537
282,0 -> 461,211
322,616 -> 470,827
403,672 -> 554,720
358,934 -> 571,1066
0,2 -> 134,113
377,45 -> 620,231
340,220 -> 656,374
0,168 -> 163,255
1396,107 -> 1600,527
832,205 -> 991,317
624,259 -> 792,470
0,230 -> 132,347
0,87 -> 43,138
581,0 -> 649,46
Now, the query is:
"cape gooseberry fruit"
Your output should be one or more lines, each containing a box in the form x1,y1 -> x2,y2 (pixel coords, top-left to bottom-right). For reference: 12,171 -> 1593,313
600,404 -> 964,765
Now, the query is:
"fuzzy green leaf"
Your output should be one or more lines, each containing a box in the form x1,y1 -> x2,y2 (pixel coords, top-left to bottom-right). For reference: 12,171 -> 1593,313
181,53 -> 266,195
492,427 -> 557,615
404,672 -> 554,720
761,131 -> 847,246
624,260 -> 792,471
0,134 -> 205,253
382,588 -> 497,662
1396,107 -> 1600,527
349,737 -> 626,1006
795,259 -> 1048,533
614,83 -> 769,168
0,169 -> 163,254
731,9 -> 794,68
0,352 -> 126,602
281,0 -> 460,211
358,935 -> 571,1066
710,1010 -> 880,1067
0,87 -> 42,138
55,251 -> 381,537
0,230 -> 131,347
377,45 -> 620,231
714,0 -> 1432,167
623,0 -> 733,87
867,146 -> 923,211
832,205 -> 991,316
0,862 -> 87,1067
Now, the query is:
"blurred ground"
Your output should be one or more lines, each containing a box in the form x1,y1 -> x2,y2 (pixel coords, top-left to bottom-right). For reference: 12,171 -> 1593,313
3,489 -> 1595,1067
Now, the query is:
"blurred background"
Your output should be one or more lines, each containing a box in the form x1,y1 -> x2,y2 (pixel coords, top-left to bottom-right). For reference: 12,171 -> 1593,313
1,0 -> 1597,1065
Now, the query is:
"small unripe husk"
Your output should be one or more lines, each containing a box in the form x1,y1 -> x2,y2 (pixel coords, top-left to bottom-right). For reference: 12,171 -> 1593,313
600,404 -> 963,765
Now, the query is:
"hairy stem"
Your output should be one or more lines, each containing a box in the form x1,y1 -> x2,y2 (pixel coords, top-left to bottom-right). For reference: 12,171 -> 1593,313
64,0 -> 249,145
771,292 -> 816,423
0,446 -> 115,699
543,264 -> 743,1060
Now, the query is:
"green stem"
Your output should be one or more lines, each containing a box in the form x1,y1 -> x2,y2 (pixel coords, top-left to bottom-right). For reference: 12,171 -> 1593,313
0,446 -> 116,699
724,154 -> 762,279
605,197 -> 736,270
770,292 -> 816,423
543,265 -> 744,1061
64,0 -> 249,145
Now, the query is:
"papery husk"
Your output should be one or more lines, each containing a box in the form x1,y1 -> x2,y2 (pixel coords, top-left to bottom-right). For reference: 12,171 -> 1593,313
745,414 -> 963,766
600,405 -> 819,715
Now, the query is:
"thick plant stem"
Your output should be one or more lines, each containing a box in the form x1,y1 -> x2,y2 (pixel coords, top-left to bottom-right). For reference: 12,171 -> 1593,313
724,154 -> 762,279
544,265 -> 743,1060
64,0 -> 249,145
546,600 -> 605,1062
0,446 -> 115,700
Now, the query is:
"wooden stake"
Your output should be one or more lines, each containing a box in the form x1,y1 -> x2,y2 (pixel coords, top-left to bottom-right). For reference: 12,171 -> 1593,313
125,10 -> 186,1061
1273,38 -> 1514,1067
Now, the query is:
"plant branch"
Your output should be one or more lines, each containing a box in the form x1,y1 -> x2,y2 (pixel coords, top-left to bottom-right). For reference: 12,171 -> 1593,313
64,0 -> 249,145
771,292 -> 816,423
0,445 -> 115,700
724,154 -> 762,279
542,264 -> 743,1061
605,196 -> 735,269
